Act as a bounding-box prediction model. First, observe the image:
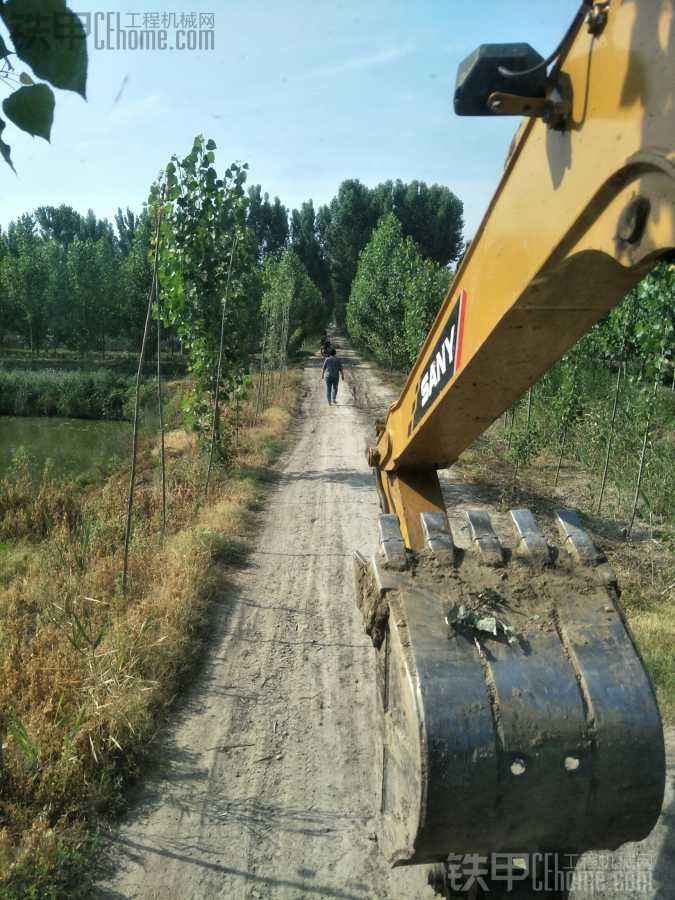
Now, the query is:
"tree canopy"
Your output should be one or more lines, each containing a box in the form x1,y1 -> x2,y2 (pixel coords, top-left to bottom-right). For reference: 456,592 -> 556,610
347,212 -> 452,368
247,185 -> 289,260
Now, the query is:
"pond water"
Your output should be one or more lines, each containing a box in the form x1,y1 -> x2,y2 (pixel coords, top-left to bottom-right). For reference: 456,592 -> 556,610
0,416 -> 131,480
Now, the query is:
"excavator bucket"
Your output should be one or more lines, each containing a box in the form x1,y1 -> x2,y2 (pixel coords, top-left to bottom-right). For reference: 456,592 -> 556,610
353,508 -> 665,867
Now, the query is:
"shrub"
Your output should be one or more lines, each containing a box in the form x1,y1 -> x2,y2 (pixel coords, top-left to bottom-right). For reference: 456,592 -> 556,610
0,370 -> 134,420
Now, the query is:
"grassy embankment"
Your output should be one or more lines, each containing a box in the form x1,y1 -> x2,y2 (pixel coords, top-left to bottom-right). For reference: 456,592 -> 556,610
0,370 -> 300,898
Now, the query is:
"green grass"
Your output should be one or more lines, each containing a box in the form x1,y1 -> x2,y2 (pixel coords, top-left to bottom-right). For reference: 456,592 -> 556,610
260,436 -> 284,464
1,829 -> 98,900
0,369 -> 135,420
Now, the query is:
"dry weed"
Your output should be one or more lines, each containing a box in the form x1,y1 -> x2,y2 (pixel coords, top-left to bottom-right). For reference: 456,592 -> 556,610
0,374 -> 300,896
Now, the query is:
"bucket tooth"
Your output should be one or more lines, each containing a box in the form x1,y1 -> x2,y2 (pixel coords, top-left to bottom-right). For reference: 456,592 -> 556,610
353,549 -> 400,651
378,514 -> 407,570
555,508 -> 603,566
555,508 -> 617,586
420,511 -> 455,564
464,509 -> 503,566
371,552 -> 402,595
510,508 -> 549,566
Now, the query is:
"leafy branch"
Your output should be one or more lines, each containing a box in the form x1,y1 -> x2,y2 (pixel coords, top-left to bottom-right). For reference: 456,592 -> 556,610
0,0 -> 87,169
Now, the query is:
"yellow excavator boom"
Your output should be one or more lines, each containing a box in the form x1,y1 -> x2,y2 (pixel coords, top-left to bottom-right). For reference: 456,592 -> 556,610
355,1 -> 673,890
369,0 -> 675,550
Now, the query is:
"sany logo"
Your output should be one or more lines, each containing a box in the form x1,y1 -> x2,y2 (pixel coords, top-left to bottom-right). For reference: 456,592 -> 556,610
414,290 -> 467,426
420,324 -> 456,408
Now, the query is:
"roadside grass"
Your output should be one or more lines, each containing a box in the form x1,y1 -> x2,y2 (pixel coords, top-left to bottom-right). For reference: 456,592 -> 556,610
0,370 -> 301,898
612,541 -> 675,723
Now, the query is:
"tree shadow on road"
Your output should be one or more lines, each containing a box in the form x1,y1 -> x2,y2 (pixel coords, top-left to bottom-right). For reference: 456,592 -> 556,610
98,829 -> 369,900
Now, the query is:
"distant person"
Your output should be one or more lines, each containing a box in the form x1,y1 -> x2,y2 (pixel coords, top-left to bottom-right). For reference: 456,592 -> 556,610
321,347 -> 343,406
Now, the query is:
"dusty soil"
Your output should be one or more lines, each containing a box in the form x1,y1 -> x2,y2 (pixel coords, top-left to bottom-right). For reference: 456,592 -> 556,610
100,344 -> 673,900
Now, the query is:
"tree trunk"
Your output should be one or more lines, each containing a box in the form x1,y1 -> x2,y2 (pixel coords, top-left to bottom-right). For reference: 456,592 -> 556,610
554,425 -> 569,490
254,308 -> 270,425
627,369 -> 660,539
596,365 -> 622,515
157,279 -> 167,536
508,404 -> 516,449
205,234 -> 238,498
235,388 -> 240,449
123,204 -> 164,592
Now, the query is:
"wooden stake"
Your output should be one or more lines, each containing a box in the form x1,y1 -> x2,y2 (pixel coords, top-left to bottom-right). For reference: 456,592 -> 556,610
205,233 -> 238,498
123,201 -> 164,591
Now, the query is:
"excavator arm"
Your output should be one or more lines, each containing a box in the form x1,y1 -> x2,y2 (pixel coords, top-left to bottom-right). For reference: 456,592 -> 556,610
354,1 -> 673,890
369,0 -> 675,549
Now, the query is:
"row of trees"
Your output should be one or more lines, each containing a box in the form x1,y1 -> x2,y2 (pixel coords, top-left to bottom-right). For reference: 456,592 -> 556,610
0,209 -> 152,357
0,192 -> 293,359
504,263 -> 675,528
0,177 -> 464,358
289,179 -> 463,326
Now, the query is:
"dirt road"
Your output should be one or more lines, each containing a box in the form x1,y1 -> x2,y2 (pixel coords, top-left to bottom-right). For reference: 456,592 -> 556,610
101,346 -> 673,900
101,348 -> 437,899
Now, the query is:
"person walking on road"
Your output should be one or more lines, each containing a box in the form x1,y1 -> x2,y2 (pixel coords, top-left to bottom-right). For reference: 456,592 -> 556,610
321,347 -> 344,406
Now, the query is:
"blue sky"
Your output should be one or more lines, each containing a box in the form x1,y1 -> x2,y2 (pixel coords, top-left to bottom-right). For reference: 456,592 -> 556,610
2,1 -> 578,238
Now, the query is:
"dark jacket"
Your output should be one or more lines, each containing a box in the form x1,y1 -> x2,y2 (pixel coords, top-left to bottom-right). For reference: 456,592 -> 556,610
322,356 -> 343,380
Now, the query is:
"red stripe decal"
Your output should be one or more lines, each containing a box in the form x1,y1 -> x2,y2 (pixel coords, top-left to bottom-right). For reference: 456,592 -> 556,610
454,289 -> 468,372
